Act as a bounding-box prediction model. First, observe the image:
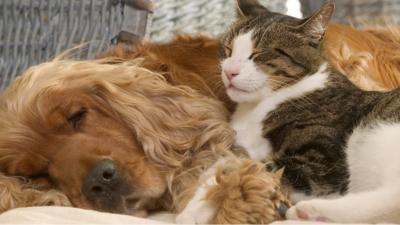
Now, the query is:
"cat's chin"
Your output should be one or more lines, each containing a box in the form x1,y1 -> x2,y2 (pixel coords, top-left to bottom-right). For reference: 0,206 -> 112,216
226,86 -> 264,103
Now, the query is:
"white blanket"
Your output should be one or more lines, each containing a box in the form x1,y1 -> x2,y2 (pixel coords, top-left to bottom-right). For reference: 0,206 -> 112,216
0,206 -> 390,225
0,207 -> 172,224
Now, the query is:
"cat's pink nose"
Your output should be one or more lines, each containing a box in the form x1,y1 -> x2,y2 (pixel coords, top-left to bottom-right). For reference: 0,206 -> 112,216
224,69 -> 239,81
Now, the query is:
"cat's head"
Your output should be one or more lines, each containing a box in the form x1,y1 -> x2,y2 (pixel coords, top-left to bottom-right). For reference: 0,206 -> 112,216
220,0 -> 334,103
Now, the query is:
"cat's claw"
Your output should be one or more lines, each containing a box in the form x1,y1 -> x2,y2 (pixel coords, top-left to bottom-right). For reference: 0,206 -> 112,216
286,200 -> 331,222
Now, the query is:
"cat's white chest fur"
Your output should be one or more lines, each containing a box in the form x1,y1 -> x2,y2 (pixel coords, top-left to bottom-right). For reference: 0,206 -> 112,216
231,65 -> 329,160
231,102 -> 273,160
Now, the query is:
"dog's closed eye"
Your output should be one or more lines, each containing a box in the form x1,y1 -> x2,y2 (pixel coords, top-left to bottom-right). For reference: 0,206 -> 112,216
68,109 -> 87,130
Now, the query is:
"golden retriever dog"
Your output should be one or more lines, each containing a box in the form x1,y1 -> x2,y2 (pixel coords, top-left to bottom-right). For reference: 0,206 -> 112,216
0,54 -> 290,223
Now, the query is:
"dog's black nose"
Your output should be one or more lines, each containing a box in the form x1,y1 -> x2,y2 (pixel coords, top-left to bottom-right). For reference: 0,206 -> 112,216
82,159 -> 129,209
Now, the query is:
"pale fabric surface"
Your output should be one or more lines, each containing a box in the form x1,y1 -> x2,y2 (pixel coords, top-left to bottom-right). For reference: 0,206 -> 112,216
149,0 -> 287,42
0,206 -> 387,224
0,207 -> 170,224
300,0 -> 400,26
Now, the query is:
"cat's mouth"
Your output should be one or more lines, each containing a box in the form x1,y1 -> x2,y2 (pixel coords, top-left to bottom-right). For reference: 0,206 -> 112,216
228,83 -> 264,94
228,84 -> 251,93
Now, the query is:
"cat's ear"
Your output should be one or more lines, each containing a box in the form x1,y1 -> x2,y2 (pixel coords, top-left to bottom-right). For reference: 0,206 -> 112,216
297,0 -> 335,41
236,0 -> 270,18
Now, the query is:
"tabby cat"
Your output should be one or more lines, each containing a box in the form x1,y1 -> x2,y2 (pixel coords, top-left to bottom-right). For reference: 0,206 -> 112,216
219,0 -> 400,223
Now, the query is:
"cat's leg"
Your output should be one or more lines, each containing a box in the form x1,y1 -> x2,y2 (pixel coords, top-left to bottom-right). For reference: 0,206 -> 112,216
175,159 -> 222,224
286,185 -> 400,223
175,181 -> 217,224
289,191 -> 340,203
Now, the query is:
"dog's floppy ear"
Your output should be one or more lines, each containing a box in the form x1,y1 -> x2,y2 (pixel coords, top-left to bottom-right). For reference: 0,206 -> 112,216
0,111 -> 49,177
87,73 -> 189,168
4,152 -> 49,176
86,63 -> 232,169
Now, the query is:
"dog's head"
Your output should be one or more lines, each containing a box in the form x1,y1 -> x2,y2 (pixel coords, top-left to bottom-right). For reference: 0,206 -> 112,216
0,58 -> 230,215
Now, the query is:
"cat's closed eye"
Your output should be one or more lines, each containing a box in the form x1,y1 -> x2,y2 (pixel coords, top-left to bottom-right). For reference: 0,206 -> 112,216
248,51 -> 263,60
248,52 -> 257,60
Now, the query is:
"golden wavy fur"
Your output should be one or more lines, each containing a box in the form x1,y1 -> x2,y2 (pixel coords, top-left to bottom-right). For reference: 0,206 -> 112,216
207,162 -> 289,224
324,23 -> 400,91
98,35 -> 235,113
0,57 -> 227,212
0,174 -> 70,213
0,55 -> 289,223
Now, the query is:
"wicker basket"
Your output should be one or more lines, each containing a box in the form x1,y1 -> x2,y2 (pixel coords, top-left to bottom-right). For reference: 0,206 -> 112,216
149,0 -> 287,42
0,0 -> 151,89
300,0 -> 400,26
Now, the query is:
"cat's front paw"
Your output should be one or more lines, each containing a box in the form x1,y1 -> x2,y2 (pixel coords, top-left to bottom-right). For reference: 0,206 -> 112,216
286,200 -> 331,222
175,200 -> 215,224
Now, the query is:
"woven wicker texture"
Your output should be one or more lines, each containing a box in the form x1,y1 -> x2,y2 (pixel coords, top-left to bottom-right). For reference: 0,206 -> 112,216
300,0 -> 400,26
0,0 -> 284,89
0,0 -> 149,90
149,0 -> 287,42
